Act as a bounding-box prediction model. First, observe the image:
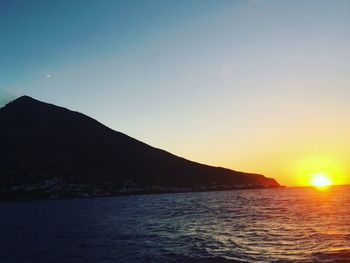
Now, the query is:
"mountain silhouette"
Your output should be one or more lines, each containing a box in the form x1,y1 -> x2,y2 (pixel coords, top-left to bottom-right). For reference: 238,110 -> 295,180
0,96 -> 279,199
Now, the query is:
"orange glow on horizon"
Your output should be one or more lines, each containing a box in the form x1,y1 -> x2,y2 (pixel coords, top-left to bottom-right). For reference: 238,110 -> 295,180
310,173 -> 332,189
286,155 -> 347,187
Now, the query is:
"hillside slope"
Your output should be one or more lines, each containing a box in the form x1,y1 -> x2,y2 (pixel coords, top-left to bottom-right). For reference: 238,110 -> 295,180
0,96 -> 279,199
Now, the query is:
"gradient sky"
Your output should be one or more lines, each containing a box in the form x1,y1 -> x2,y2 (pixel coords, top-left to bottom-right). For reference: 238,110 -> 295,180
1,0 -> 350,186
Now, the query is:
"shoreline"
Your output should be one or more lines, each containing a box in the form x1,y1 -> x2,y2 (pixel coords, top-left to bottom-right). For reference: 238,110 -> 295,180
0,185 -> 283,203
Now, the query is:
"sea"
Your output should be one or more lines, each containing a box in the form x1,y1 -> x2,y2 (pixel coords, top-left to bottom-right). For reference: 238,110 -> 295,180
0,186 -> 349,263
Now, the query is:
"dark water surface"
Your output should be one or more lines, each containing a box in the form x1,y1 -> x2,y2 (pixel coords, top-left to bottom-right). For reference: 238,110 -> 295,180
1,186 -> 349,263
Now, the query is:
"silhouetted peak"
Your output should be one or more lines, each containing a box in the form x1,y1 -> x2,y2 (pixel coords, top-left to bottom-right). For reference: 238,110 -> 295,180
1,95 -> 109,131
2,95 -> 55,111
8,95 -> 41,105
0,96 -> 280,200
17,95 -> 34,100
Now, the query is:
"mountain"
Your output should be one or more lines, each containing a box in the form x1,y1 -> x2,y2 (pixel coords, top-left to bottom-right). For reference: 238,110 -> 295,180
0,96 -> 279,199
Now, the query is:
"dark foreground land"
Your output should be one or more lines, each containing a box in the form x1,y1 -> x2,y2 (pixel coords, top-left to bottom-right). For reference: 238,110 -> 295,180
0,96 -> 279,200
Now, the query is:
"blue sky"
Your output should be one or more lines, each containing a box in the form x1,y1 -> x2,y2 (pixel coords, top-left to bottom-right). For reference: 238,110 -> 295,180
1,0 -> 350,185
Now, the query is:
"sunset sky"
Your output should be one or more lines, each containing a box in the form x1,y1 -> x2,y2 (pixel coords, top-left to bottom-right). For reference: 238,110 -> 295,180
1,0 -> 349,186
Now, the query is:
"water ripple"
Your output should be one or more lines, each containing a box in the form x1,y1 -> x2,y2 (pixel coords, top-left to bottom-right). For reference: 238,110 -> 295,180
0,186 -> 349,262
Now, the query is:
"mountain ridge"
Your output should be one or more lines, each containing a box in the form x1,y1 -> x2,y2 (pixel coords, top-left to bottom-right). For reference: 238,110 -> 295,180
0,96 -> 279,200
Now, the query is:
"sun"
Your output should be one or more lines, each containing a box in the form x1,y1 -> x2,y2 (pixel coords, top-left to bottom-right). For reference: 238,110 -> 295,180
291,155 -> 347,186
310,173 -> 332,188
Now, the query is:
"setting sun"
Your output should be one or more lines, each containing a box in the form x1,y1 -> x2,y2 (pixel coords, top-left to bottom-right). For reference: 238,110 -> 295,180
310,173 -> 332,188
290,155 -> 348,187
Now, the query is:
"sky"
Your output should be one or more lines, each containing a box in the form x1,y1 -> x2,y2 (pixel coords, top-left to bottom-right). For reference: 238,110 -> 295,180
1,0 -> 350,186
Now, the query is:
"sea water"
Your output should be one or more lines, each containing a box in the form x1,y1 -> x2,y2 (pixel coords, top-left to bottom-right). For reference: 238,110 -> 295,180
1,186 -> 349,262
